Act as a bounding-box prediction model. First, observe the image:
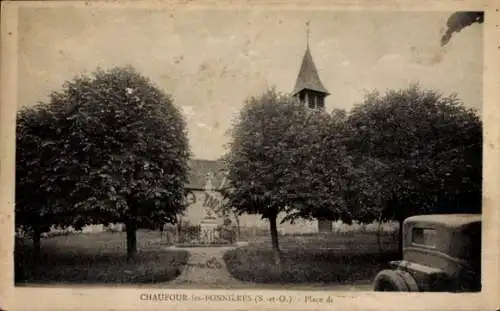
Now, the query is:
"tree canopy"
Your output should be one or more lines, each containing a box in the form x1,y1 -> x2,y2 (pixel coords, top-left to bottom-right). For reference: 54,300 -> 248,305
345,85 -> 482,254
16,66 -> 190,258
347,84 -> 482,220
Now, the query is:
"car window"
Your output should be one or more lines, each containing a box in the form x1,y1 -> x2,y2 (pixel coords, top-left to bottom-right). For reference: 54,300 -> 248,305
411,227 -> 437,248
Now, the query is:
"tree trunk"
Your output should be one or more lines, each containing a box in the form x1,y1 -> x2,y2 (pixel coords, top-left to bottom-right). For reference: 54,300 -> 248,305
234,214 -> 241,242
159,222 -> 164,239
126,220 -> 137,261
32,224 -> 41,260
269,214 -> 281,266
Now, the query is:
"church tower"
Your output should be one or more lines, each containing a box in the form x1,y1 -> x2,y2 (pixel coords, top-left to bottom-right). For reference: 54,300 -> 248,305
292,21 -> 330,110
293,22 -> 333,233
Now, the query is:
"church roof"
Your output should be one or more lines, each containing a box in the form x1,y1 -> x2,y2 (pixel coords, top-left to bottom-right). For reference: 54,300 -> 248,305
292,46 -> 329,96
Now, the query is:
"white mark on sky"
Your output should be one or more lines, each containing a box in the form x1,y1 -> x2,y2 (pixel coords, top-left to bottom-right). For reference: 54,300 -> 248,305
196,122 -> 212,131
181,105 -> 196,119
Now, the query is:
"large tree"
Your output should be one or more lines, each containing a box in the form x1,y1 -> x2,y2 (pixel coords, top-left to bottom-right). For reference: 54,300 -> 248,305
346,84 -> 482,254
16,66 -> 190,259
224,89 -> 350,265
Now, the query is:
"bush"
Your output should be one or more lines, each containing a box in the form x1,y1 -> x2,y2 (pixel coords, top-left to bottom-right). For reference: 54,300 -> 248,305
17,249 -> 188,284
223,246 -> 398,284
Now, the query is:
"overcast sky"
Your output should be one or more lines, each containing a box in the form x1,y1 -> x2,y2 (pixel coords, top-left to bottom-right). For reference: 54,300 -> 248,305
18,7 -> 483,160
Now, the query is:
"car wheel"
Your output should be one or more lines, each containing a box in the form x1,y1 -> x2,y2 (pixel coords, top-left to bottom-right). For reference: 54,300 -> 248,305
373,269 -> 415,292
375,280 -> 399,291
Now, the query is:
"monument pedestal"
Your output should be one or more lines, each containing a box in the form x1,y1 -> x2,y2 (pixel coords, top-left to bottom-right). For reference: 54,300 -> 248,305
199,217 -> 219,244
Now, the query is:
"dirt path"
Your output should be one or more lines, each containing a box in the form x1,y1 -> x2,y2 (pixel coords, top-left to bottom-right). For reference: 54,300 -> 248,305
166,246 -> 246,287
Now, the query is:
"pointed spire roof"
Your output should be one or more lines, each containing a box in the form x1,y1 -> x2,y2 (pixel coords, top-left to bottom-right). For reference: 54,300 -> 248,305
292,46 -> 330,96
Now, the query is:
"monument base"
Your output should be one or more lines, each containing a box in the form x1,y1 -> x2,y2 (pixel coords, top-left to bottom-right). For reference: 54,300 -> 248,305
199,217 -> 219,244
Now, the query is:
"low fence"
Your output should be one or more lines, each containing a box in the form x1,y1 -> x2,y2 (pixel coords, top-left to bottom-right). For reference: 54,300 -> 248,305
20,220 -> 400,245
288,221 -> 399,236
163,224 -> 238,245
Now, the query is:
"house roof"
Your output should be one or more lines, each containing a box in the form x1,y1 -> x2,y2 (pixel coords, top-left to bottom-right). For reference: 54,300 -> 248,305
186,159 -> 227,191
292,46 -> 329,96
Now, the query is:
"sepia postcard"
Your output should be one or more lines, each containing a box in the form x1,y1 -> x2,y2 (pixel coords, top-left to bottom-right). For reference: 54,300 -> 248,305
1,0 -> 499,310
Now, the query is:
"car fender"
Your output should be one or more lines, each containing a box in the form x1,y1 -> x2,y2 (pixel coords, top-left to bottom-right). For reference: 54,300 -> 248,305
373,269 -> 419,292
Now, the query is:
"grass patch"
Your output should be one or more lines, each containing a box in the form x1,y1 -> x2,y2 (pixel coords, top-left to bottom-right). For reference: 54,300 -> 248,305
223,233 -> 399,284
15,230 -> 189,285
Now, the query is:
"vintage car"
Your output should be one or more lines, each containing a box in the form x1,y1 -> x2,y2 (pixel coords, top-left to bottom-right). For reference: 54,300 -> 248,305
373,214 -> 481,292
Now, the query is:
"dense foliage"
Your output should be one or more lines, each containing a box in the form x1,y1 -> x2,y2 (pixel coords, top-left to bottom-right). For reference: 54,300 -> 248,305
347,85 -> 482,252
347,85 -> 482,217
16,66 -> 190,259
225,85 -> 482,262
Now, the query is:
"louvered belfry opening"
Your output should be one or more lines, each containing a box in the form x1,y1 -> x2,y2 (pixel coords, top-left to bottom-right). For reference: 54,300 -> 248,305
292,45 -> 329,111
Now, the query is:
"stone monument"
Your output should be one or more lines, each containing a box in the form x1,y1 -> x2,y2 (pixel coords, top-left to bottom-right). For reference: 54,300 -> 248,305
199,172 -> 220,243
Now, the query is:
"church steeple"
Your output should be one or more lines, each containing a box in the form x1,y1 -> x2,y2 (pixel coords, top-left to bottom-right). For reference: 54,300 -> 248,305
292,21 -> 329,110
